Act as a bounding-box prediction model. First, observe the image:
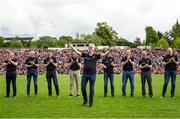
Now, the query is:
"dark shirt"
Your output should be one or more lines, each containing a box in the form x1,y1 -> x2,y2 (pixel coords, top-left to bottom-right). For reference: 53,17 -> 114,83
44,57 -> 57,71
4,59 -> 17,73
163,54 -> 178,71
121,56 -> 134,71
82,53 -> 101,74
102,56 -> 114,74
139,58 -> 152,71
69,57 -> 81,71
25,57 -> 38,70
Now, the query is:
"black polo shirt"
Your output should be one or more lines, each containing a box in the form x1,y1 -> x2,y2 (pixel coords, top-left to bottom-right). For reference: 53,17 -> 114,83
44,57 -> 57,71
82,53 -> 101,74
163,54 -> 178,71
102,56 -> 114,74
25,57 -> 38,70
139,58 -> 152,71
4,59 -> 17,73
69,58 -> 81,71
121,56 -> 134,71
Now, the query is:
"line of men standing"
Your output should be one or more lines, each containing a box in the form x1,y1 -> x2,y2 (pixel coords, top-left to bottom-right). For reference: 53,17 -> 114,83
2,45 -> 179,107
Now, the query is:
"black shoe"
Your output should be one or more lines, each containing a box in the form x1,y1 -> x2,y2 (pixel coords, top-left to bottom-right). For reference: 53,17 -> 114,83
48,94 -> 52,97
69,94 -> 73,96
83,100 -> 88,106
4,95 -> 9,98
122,94 -> 126,97
149,95 -> 153,98
130,94 -> 134,97
77,94 -> 80,97
104,95 -> 107,97
89,103 -> 93,107
142,95 -> 146,97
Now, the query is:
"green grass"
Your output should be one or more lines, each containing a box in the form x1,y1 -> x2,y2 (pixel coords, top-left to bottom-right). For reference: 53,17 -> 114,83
0,74 -> 180,118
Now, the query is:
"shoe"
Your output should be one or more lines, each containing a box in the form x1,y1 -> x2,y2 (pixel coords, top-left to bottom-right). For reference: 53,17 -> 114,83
142,95 -> 146,97
171,96 -> 176,99
69,94 -> 73,96
48,94 -> 52,97
83,100 -> 88,106
122,94 -> 126,97
4,95 -> 9,98
13,96 -> 16,98
130,95 -> 134,97
104,95 -> 107,97
149,95 -> 153,98
77,94 -> 80,97
89,103 -> 93,107
56,95 -> 60,97
160,96 -> 164,99
35,94 -> 38,97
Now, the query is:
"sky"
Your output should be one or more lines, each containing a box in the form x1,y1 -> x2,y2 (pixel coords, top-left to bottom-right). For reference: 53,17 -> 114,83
0,0 -> 180,41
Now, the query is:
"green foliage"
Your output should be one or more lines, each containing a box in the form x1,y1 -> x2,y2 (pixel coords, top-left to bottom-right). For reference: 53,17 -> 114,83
157,38 -> 169,48
145,26 -> 159,45
37,36 -> 58,48
10,36 -> 23,48
95,22 -> 118,46
134,37 -> 142,47
170,20 -> 180,40
172,37 -> 180,49
57,36 -> 73,47
84,34 -> 103,46
0,36 -> 5,47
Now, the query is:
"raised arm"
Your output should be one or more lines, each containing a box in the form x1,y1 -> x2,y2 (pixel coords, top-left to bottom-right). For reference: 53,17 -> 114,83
68,43 -> 82,56
101,47 -> 114,58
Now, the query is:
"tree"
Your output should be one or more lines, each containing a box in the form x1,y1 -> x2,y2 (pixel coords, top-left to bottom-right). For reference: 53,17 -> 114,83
157,38 -> 169,48
134,37 -> 142,47
10,36 -> 23,48
57,36 -> 73,47
0,36 -> 5,47
170,19 -> 180,40
145,26 -> 159,45
37,36 -> 58,48
172,37 -> 180,49
94,22 -> 119,46
84,34 -> 103,46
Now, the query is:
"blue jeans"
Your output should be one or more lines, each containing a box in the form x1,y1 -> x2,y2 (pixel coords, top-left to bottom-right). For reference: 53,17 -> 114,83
81,73 -> 96,105
104,72 -> 114,96
27,69 -> 38,95
46,70 -> 59,96
122,71 -> 134,96
162,71 -> 177,97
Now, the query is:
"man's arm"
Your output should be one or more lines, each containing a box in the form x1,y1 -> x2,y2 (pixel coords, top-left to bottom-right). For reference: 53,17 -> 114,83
68,43 -> 82,56
101,47 -> 114,58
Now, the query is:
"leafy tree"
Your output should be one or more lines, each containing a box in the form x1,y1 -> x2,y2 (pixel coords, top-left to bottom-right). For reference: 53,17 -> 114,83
157,38 -> 169,48
10,36 -> 23,48
84,34 -> 103,46
57,36 -> 73,47
170,20 -> 180,40
37,36 -> 58,48
145,26 -> 159,45
134,37 -> 142,46
0,36 -> 5,47
172,37 -> 180,49
94,22 -> 119,46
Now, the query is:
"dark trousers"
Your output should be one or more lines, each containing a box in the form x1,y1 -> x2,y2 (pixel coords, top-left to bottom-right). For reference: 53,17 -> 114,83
122,71 -> 134,96
162,71 -> 177,97
141,71 -> 153,96
104,72 -> 114,96
81,73 -> 96,105
6,72 -> 17,97
46,70 -> 59,96
27,69 -> 38,95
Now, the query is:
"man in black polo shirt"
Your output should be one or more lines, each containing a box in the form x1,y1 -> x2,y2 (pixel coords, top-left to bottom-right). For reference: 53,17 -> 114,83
121,49 -> 134,97
161,48 -> 179,99
69,51 -> 81,96
25,51 -> 39,97
102,52 -> 115,97
44,51 -> 60,97
139,51 -> 153,97
68,43 -> 113,107
3,52 -> 18,98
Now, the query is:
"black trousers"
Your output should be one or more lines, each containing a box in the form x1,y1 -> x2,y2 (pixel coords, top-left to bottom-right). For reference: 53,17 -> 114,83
6,72 -> 17,97
46,70 -> 60,96
141,71 -> 153,96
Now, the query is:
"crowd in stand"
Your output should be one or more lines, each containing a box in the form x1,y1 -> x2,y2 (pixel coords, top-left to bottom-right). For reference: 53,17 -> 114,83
0,48 -> 179,75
